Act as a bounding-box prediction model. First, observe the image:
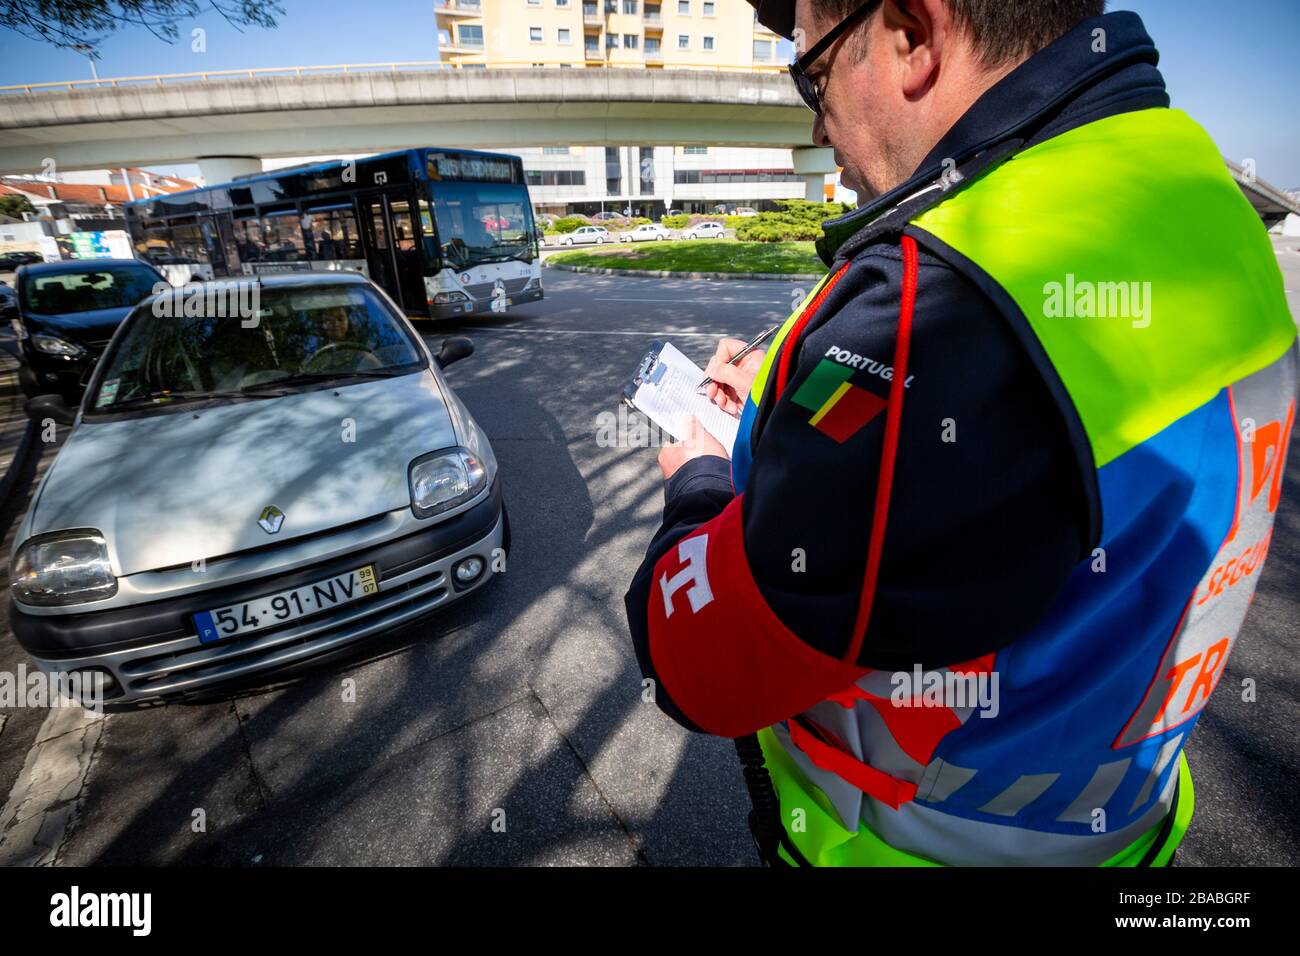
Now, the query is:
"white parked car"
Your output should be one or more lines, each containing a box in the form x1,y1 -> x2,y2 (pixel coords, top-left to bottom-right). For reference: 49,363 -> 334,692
10,273 -> 507,705
682,221 -> 726,240
560,226 -> 610,245
619,223 -> 671,242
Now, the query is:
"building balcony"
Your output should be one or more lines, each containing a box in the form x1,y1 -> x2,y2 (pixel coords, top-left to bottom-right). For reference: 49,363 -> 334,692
644,47 -> 663,62
584,13 -> 605,26
644,13 -> 662,28
584,46 -> 605,60
435,0 -> 482,17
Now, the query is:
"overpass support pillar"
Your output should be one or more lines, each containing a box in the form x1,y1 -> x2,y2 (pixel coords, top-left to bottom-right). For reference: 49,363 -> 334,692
792,147 -> 837,203
196,155 -> 263,183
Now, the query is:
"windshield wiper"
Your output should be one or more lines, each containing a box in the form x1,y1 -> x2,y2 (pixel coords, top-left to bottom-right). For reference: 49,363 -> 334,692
246,368 -> 412,390
102,388 -> 286,410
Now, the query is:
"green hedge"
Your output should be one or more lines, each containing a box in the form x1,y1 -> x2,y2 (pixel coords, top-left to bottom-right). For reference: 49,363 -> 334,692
550,216 -> 591,234
661,214 -> 690,229
733,199 -> 855,242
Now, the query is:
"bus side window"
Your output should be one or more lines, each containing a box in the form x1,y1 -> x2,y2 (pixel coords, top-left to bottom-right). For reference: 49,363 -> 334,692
233,216 -> 263,263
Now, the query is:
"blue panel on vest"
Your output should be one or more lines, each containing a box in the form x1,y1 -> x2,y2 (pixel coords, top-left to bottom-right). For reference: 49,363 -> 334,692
731,397 -> 760,492
926,390 -> 1238,834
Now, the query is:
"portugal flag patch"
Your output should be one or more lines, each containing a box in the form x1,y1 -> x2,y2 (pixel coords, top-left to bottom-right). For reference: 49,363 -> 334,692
790,360 -> 887,443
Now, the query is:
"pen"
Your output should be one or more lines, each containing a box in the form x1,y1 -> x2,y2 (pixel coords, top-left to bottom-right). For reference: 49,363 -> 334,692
696,324 -> 780,392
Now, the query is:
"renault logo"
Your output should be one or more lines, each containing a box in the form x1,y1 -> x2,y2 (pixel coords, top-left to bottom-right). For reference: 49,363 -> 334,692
257,505 -> 285,534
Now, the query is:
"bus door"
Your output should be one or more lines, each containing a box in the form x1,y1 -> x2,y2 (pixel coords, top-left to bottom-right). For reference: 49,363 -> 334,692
199,216 -> 230,277
361,193 -> 426,316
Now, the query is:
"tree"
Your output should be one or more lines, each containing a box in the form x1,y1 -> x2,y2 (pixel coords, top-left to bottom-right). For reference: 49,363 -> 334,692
0,194 -> 35,219
0,1 -> 282,51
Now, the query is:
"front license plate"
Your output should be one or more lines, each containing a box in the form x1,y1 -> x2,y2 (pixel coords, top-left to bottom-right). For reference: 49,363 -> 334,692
193,565 -> 378,644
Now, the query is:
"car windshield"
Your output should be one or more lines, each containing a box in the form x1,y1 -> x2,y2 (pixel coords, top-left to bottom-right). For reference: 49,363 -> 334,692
88,283 -> 425,413
21,267 -> 159,315
430,181 -> 535,270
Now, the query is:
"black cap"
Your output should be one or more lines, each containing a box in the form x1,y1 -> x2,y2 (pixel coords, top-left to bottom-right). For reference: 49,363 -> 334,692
748,0 -> 797,41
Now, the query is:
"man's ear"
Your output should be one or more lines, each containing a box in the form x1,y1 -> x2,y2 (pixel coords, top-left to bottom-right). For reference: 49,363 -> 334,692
881,0 -> 949,97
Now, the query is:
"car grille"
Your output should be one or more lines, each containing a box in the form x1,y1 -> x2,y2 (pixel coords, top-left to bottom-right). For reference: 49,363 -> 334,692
114,568 -> 450,697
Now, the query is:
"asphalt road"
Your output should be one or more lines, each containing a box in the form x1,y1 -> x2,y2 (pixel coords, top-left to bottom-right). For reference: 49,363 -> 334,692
0,254 -> 1297,866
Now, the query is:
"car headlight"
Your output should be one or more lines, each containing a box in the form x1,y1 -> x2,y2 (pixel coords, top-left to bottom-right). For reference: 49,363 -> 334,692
11,530 -> 118,607
408,447 -> 488,519
31,333 -> 87,358
432,291 -> 468,305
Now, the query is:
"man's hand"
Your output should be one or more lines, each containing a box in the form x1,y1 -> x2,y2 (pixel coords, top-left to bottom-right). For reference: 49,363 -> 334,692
659,416 -> 728,480
703,337 -> 768,418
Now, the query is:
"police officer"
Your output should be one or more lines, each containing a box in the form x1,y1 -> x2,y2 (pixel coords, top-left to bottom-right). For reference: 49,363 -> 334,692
625,0 -> 1297,866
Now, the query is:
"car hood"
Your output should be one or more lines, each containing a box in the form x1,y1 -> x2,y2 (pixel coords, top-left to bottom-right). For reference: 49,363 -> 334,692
25,305 -> 134,341
28,370 -> 458,575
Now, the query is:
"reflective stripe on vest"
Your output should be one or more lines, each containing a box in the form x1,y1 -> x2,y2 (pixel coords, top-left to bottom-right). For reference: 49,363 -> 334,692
754,107 -> 1298,866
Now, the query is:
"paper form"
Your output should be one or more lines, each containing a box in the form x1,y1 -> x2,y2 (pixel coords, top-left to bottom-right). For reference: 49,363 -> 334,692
626,341 -> 741,452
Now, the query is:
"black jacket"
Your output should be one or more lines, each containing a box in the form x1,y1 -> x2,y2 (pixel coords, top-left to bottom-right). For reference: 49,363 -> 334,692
626,12 -> 1170,734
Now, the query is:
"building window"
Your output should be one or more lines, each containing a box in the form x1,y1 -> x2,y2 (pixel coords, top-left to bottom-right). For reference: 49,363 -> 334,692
528,0 -> 540,5
677,0 -> 689,14
702,35 -> 714,50
623,0 -> 638,12
703,0 -> 714,14
558,27 -> 571,43
543,146 -> 571,154
458,24 -> 484,47
677,33 -> 689,49
624,33 -> 638,48
584,0 -> 597,13
606,32 -> 619,47
557,0 -> 569,5
526,169 -> 587,186
753,39 -> 771,60
683,146 -> 707,154
639,146 -> 655,196
645,37 -> 660,53
530,26 -> 543,42
606,146 -> 622,196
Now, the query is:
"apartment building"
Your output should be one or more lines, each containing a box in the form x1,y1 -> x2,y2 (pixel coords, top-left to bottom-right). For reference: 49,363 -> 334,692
435,0 -> 784,72
435,0 -> 814,215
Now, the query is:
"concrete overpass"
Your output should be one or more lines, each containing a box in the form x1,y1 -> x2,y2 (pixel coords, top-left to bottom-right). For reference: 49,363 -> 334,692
0,64 -> 836,194
0,64 -> 1293,218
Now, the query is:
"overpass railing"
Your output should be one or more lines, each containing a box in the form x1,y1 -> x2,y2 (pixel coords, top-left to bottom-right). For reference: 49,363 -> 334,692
0,61 -> 785,94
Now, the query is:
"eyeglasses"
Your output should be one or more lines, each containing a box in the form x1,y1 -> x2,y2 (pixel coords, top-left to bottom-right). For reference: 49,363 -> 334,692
788,0 -> 883,114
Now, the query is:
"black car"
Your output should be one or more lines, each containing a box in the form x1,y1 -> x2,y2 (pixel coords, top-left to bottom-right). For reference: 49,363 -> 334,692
0,251 -> 44,271
13,259 -> 166,402
0,281 -> 17,322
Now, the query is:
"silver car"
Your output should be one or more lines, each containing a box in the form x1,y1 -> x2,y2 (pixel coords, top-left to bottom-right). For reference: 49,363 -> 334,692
9,273 -> 508,705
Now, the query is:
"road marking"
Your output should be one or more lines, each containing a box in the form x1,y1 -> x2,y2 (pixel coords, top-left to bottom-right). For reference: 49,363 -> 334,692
434,326 -> 727,337
0,705 -> 106,866
592,297 -> 788,304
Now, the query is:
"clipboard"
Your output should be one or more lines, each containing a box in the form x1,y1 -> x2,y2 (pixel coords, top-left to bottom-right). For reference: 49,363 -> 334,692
621,340 -> 740,451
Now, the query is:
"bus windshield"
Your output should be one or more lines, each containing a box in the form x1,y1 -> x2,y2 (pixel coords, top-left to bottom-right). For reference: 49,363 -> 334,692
429,182 -> 535,271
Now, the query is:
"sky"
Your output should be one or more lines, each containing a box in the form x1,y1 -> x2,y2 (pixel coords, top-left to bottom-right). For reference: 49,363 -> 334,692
0,0 -> 1296,187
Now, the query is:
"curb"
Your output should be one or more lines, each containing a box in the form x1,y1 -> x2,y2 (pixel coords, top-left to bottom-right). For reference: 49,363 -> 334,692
0,354 -> 37,507
544,261 -> 824,282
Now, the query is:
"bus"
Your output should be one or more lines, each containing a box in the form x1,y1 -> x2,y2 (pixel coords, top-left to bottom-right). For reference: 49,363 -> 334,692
122,148 -> 543,320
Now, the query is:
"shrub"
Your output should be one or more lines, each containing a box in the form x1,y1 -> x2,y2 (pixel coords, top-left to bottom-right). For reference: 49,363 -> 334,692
731,200 -> 854,242
661,214 -> 690,229
551,216 -> 590,234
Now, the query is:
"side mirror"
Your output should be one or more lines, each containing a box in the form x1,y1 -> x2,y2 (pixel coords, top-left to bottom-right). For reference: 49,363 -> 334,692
435,336 -> 474,369
25,394 -> 75,426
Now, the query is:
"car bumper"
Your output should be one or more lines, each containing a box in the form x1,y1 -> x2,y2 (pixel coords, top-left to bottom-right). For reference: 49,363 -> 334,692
11,482 -> 507,704
17,347 -> 94,401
